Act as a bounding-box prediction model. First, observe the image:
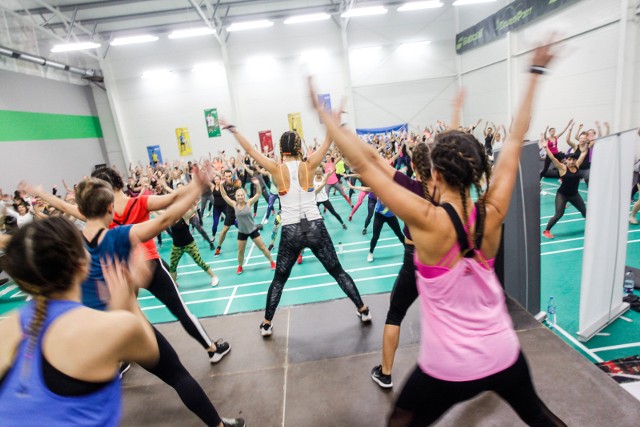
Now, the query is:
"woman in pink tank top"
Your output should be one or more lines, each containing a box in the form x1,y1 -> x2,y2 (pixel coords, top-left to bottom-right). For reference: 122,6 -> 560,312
312,42 -> 565,426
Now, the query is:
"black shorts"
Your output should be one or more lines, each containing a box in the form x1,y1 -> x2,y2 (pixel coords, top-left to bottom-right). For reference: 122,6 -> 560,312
224,205 -> 236,227
238,229 -> 260,241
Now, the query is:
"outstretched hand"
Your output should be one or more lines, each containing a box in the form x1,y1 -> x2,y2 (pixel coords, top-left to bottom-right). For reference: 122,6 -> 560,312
531,34 -> 558,68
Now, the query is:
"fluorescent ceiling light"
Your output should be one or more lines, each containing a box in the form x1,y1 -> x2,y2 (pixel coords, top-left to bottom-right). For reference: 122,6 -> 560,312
284,13 -> 331,25
398,1 -> 443,11
50,41 -> 100,52
453,0 -> 497,6
111,35 -> 159,46
341,6 -> 388,18
227,20 -> 273,32
141,70 -> 172,79
168,27 -> 216,39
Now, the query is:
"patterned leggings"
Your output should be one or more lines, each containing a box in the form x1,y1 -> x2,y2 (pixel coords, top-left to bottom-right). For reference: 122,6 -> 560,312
169,241 -> 210,273
264,219 -> 364,321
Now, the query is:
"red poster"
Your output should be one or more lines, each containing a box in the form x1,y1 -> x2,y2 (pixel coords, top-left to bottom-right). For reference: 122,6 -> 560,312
259,130 -> 274,154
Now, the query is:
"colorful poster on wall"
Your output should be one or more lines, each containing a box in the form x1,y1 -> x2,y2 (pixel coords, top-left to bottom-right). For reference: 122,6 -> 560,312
288,112 -> 304,140
204,108 -> 221,138
317,94 -> 331,123
258,130 -> 274,154
146,145 -> 163,166
175,128 -> 192,157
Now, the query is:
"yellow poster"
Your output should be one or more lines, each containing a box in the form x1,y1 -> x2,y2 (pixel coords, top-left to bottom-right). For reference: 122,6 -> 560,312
175,128 -> 193,157
287,112 -> 304,140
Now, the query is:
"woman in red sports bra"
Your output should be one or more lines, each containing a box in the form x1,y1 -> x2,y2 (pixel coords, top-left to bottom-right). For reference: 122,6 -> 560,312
312,41 -> 566,426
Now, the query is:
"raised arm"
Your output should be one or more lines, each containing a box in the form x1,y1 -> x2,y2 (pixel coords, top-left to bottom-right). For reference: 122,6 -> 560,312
131,167 -> 209,243
248,179 -> 262,206
565,122 -> 577,150
18,181 -> 86,222
556,118 -> 573,138
314,173 -> 330,194
219,118 -> 278,175
485,41 -> 556,225
545,145 -> 566,174
306,133 -> 333,170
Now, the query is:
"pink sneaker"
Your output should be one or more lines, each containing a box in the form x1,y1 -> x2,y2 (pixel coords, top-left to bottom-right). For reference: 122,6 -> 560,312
542,230 -> 554,239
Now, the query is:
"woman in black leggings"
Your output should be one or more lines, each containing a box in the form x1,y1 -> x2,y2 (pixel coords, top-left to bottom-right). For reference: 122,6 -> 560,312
369,143 -> 434,389
219,118 -> 371,337
314,168 -> 347,229
542,148 -> 588,239
367,197 -> 405,263
74,175 -> 243,427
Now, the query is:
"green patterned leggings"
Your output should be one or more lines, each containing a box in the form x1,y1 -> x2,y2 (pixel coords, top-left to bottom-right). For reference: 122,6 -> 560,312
169,242 -> 210,273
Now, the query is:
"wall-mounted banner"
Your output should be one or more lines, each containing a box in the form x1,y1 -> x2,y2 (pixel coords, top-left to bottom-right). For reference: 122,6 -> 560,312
355,123 -> 408,136
288,112 -> 304,140
204,108 -> 221,138
317,94 -> 331,123
176,128 -> 193,157
455,0 -> 580,54
147,145 -> 163,166
259,130 -> 274,154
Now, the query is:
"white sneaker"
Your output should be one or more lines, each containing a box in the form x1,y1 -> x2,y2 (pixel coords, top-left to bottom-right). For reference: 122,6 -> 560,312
260,322 -> 273,337
262,218 -> 269,225
357,308 -> 372,323
211,275 -> 220,287
367,252 -> 374,263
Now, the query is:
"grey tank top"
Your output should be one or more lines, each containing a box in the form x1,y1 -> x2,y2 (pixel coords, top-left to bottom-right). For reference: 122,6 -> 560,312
235,203 -> 256,234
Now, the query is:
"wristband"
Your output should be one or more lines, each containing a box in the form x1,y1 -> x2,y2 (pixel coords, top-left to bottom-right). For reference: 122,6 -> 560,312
223,125 -> 237,134
529,65 -> 547,75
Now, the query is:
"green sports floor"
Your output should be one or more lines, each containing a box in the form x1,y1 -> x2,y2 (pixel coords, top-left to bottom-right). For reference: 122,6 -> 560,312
1,182 -> 639,365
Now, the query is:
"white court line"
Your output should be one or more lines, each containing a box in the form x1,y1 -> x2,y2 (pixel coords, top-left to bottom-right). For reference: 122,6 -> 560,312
0,284 -> 17,298
176,236 -> 399,270
590,342 -> 640,353
11,291 -> 26,299
176,242 -> 403,276
539,218 -> 585,227
141,273 -> 398,311
542,182 -> 589,195
552,324 -> 603,363
540,211 -> 581,220
223,286 -> 237,315
138,262 -> 403,301
541,229 -> 640,246
542,238 -> 640,256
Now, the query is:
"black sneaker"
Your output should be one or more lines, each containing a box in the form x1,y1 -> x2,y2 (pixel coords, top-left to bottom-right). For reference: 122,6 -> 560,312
260,322 -> 273,337
371,365 -> 393,389
221,417 -> 245,427
209,242 -> 215,250
209,339 -> 231,364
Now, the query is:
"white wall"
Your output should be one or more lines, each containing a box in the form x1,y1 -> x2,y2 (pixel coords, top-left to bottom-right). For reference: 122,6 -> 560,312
459,0 -> 631,150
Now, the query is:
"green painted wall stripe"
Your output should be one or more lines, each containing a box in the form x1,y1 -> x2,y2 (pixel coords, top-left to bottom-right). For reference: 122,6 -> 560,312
0,110 -> 103,142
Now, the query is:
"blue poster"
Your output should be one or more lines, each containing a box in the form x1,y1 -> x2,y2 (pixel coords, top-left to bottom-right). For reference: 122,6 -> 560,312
317,93 -> 331,123
147,145 -> 163,166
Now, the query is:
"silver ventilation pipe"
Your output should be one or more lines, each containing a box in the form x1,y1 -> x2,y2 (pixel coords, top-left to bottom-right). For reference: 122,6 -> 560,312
0,45 -> 101,79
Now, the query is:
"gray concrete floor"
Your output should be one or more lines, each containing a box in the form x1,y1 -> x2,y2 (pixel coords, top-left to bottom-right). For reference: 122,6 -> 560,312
121,294 -> 640,426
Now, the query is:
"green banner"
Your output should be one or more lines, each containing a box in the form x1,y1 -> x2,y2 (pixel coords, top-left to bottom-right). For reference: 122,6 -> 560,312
204,108 -> 221,138
456,0 -> 581,54
0,110 -> 103,142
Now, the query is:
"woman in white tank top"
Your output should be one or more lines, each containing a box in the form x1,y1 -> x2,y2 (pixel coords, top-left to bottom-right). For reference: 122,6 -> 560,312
219,118 -> 371,337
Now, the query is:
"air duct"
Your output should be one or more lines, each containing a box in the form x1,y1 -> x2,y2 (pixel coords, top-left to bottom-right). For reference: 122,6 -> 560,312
0,45 -> 102,81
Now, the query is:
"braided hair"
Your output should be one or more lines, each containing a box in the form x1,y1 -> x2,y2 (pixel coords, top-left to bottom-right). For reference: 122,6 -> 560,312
431,130 -> 491,250
410,142 -> 434,203
280,131 -> 302,158
0,217 -> 86,359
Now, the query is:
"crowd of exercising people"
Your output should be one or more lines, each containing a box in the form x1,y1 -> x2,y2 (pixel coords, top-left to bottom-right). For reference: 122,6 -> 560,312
2,40 -> 636,426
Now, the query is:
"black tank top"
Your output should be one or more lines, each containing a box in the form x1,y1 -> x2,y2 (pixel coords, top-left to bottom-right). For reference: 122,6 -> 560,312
558,168 -> 581,196
212,186 -> 226,207
170,218 -> 194,247
576,146 -> 591,170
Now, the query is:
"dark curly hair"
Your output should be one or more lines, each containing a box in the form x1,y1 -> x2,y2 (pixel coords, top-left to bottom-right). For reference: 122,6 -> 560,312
431,130 -> 491,249
91,167 -> 125,191
280,131 -> 302,158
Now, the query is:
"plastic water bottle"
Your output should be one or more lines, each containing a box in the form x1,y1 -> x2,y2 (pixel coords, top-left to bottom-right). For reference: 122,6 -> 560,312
624,271 -> 635,295
338,242 -> 343,254
546,297 -> 557,329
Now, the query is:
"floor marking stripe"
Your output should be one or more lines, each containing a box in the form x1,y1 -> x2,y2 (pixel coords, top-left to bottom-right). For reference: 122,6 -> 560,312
0,285 -> 17,298
552,324 -> 603,363
590,342 -> 640,353
223,286 -> 238,315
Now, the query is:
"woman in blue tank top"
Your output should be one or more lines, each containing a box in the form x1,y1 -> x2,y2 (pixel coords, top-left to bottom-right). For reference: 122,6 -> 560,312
0,217 -> 158,426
